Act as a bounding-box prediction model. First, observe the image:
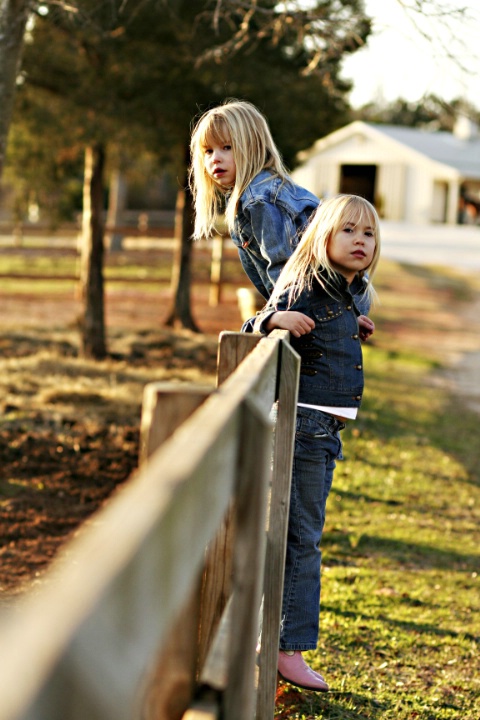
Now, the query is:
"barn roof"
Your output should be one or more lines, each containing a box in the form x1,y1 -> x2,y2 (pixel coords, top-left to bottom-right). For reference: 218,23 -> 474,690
370,123 -> 480,179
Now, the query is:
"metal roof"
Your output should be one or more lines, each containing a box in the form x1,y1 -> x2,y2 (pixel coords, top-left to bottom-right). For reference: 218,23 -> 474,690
367,123 -> 480,179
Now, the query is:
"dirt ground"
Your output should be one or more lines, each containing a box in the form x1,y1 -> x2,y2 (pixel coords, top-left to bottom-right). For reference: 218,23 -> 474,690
2,257 -> 480,601
0,280 -> 245,600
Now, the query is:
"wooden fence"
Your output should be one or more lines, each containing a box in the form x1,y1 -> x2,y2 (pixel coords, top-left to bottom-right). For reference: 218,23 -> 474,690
0,329 -> 300,720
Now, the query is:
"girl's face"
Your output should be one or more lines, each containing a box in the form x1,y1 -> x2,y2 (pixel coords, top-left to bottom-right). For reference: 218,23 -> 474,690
327,216 -> 376,282
203,133 -> 236,189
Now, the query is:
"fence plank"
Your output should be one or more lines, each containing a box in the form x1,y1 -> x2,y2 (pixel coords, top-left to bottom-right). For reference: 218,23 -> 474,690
139,580 -> 203,720
139,384 -> 213,720
224,394 -> 272,720
256,334 -> 300,719
217,331 -> 261,385
140,382 -> 213,464
197,331 -> 264,669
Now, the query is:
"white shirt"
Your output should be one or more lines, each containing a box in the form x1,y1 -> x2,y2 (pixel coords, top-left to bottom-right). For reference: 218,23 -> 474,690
297,402 -> 358,420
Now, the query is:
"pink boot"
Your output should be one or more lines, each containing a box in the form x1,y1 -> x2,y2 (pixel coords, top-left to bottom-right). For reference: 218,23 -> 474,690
278,650 -> 329,692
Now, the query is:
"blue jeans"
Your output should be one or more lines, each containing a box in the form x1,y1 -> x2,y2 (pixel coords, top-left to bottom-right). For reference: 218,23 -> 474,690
279,407 -> 345,651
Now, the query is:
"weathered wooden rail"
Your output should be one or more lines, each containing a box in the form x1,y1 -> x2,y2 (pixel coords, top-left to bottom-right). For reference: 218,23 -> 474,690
0,329 -> 300,720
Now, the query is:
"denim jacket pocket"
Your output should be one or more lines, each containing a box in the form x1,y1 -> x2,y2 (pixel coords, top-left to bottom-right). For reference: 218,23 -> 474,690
310,301 -> 349,341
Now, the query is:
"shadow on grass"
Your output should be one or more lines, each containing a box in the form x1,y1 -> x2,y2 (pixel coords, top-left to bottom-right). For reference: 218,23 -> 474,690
0,331 -> 78,358
333,488 -> 403,506
275,683 -> 388,719
321,604 -> 479,644
355,378 -> 480,491
323,530 -> 480,573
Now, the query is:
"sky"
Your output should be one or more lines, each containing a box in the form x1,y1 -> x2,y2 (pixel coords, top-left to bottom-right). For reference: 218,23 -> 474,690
341,0 -> 480,108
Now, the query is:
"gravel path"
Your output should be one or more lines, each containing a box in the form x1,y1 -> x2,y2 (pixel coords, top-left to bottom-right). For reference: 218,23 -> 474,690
442,296 -> 480,415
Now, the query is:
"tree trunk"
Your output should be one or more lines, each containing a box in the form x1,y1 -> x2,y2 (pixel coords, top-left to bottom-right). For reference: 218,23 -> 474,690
106,169 -> 127,251
163,181 -> 199,331
0,0 -> 30,178
79,143 -> 107,359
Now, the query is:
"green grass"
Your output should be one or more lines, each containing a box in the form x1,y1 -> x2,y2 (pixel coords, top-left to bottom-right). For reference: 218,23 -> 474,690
275,264 -> 480,719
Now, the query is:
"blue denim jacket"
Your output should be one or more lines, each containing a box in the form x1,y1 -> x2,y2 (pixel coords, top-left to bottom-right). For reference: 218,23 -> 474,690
254,273 -> 369,409
229,169 -> 319,300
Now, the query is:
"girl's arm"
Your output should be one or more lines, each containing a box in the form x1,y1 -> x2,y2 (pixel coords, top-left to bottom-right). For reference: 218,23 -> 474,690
247,202 -> 300,290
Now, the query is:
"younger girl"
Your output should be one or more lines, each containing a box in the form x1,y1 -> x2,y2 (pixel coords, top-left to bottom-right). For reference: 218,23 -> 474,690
189,99 -> 319,302
255,194 -> 381,691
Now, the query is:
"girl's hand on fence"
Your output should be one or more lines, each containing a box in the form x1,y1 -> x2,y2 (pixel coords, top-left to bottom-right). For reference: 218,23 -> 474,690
266,311 -> 315,337
358,315 -> 375,341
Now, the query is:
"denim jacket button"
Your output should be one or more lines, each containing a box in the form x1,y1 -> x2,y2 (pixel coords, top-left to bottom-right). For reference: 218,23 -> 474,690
352,333 -> 359,340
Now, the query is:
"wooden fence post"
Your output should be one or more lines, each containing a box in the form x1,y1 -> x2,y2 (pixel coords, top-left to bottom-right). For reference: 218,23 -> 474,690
196,332 -> 263,670
139,382 -> 213,464
255,332 -> 300,719
138,383 -> 212,720
196,330 -> 299,720
223,394 -> 272,720
216,331 -> 262,385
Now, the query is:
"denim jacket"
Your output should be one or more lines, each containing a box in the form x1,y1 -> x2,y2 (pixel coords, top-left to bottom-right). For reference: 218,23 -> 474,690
229,169 -> 319,300
254,272 -> 369,409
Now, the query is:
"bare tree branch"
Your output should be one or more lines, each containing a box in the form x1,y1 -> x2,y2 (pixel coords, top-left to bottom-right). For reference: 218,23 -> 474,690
394,0 -> 477,74
196,0 -> 371,76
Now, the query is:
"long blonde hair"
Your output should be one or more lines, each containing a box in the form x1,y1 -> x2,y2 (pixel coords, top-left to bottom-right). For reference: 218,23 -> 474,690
189,99 -> 289,240
269,194 -> 381,308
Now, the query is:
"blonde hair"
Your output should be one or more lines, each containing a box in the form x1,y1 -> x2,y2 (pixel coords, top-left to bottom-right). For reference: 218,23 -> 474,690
189,99 -> 289,240
269,194 -> 381,308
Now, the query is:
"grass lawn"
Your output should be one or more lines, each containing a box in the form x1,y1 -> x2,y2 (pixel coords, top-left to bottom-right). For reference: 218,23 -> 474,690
275,261 -> 480,719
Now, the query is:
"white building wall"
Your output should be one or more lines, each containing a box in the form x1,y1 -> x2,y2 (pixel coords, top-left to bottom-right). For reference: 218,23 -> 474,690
291,160 -> 339,197
403,166 -> 431,223
447,181 -> 460,224
376,164 -> 406,220
431,175 -> 461,224
290,164 -> 316,194
314,163 -> 339,198
432,181 -> 448,222
409,166 -> 459,224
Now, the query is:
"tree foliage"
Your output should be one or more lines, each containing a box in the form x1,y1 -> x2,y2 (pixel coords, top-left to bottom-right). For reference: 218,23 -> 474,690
354,95 -> 480,131
7,0 -> 372,348
15,0 -> 371,190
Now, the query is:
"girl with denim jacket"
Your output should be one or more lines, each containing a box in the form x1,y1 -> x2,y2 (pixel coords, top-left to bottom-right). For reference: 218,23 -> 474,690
189,99 -> 319,299
255,194 -> 380,691
189,98 -> 372,326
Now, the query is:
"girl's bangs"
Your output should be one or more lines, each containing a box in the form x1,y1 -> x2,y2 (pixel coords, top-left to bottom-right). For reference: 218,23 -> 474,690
343,200 -> 377,233
199,116 -> 230,150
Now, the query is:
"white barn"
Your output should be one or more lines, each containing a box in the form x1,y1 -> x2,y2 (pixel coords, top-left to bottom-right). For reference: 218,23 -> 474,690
291,119 -> 480,225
